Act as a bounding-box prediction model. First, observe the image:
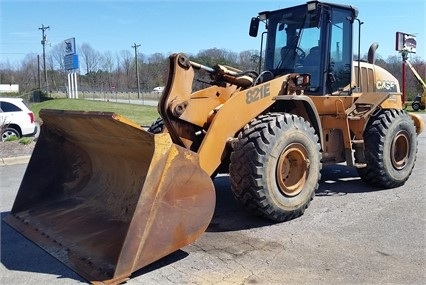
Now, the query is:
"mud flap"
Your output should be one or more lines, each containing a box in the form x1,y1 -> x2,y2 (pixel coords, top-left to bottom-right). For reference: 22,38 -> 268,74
3,109 -> 215,284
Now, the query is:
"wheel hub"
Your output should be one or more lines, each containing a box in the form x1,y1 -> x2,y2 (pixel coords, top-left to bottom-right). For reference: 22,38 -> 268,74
276,143 -> 309,197
391,131 -> 410,170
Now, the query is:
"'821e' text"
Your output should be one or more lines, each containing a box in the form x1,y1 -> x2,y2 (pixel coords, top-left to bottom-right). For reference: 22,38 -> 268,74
246,83 -> 271,104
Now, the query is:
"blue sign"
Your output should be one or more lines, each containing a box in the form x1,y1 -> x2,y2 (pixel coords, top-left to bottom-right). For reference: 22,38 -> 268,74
64,54 -> 79,70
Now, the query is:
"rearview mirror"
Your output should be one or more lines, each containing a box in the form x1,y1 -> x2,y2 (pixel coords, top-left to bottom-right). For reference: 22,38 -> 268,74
249,17 -> 260,37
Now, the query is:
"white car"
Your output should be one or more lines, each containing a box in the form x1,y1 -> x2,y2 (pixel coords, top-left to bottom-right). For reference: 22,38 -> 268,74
152,86 -> 164,94
0,97 -> 37,142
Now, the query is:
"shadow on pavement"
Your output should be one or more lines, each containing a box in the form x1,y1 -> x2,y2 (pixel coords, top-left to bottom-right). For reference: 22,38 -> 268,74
1,212 -> 85,283
207,175 -> 275,233
0,164 -> 384,283
316,164 -> 383,196
1,210 -> 189,283
208,164 -> 384,233
129,250 -> 189,280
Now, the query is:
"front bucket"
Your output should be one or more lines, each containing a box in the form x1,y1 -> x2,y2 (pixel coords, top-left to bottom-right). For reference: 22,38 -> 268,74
3,109 -> 215,284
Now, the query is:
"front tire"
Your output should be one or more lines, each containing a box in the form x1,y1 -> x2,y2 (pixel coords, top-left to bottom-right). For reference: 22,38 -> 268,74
357,109 -> 417,188
147,117 -> 165,134
229,113 -> 322,222
412,102 -> 420,111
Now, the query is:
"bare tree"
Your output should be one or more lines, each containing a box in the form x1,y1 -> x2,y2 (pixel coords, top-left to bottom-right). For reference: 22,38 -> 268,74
19,54 -> 39,90
376,55 -> 425,101
147,53 -> 164,64
0,60 -> 15,85
118,49 -> 133,90
119,50 -> 132,76
1,44 -> 424,97
142,53 -> 167,90
101,51 -> 115,89
48,43 -> 65,71
0,56 -> 39,92
80,43 -> 102,74
238,50 -> 259,71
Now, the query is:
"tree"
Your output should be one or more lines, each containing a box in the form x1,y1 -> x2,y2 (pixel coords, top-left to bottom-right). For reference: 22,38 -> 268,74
101,51 -> 115,89
80,43 -> 102,74
48,43 -> 65,71
192,48 -> 238,67
377,54 -> 425,101
0,60 -> 15,86
0,44 -> 424,96
118,49 -> 133,90
238,50 -> 260,71
143,53 -> 167,90
19,54 -> 39,90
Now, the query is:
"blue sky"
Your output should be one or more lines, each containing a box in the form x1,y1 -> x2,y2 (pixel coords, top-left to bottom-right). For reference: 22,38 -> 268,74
1,0 -> 425,66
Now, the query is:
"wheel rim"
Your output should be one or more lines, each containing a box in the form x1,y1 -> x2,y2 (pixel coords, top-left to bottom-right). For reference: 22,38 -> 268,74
2,131 -> 17,141
276,143 -> 309,197
391,131 -> 410,170
1,130 -> 18,142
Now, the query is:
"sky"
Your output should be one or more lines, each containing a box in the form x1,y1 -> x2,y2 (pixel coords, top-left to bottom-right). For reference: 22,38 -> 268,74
1,0 -> 425,67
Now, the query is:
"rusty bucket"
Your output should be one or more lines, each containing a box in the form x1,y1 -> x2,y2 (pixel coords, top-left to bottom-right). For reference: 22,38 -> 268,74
3,109 -> 215,284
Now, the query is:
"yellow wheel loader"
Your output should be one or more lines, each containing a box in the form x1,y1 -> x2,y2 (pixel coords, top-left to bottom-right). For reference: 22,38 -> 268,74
4,1 -> 424,284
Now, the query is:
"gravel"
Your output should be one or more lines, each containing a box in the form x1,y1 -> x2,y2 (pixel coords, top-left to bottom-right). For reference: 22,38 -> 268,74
0,140 -> 36,158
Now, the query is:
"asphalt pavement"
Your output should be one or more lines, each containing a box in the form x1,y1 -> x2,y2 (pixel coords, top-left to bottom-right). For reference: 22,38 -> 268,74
1,115 -> 425,285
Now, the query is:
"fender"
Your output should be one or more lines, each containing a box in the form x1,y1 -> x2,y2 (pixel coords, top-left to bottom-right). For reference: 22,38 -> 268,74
274,94 -> 324,149
408,112 -> 424,135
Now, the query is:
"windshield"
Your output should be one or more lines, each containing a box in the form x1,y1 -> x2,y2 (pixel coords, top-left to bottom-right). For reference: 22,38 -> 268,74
263,4 -> 354,94
264,6 -> 324,91
264,6 -> 321,73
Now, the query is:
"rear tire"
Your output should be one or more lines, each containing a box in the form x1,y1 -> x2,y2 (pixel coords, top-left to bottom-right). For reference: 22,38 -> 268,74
229,113 -> 321,222
357,109 -> 417,188
2,127 -> 20,142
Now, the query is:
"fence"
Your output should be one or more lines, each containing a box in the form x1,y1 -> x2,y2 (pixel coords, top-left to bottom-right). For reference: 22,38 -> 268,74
1,90 -> 161,107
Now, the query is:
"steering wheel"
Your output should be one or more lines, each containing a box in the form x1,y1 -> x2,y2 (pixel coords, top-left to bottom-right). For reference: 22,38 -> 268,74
295,47 -> 306,60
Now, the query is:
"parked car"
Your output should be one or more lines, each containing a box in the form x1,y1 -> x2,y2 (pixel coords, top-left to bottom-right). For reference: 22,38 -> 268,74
0,97 -> 37,142
152,86 -> 164,94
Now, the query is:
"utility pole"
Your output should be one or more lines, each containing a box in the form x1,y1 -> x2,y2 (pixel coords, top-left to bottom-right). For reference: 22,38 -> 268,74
39,24 -> 50,92
132,43 -> 141,100
37,54 -> 41,90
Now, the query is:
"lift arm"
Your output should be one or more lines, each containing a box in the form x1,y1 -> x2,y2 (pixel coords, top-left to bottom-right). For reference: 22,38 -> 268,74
404,59 -> 426,91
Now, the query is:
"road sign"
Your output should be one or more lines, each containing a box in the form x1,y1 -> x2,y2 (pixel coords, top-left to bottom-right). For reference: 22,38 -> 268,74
396,32 -> 417,53
64,38 -> 76,55
64,54 -> 79,70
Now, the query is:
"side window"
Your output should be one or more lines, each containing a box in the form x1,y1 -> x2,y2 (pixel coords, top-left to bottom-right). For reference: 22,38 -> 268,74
0,102 -> 22,112
299,27 -> 321,61
298,27 -> 321,89
329,9 -> 352,92
330,23 -> 343,62
274,24 -> 288,68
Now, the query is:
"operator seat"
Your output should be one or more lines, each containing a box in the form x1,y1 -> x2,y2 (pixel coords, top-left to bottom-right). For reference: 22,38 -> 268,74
302,46 -> 320,89
281,46 -> 297,68
304,46 -> 320,66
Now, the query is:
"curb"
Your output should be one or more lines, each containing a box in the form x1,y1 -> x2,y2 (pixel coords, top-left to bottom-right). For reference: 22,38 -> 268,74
0,156 -> 31,166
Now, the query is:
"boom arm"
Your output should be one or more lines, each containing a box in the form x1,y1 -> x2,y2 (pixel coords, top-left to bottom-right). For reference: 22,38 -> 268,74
159,53 -> 311,175
190,61 -> 257,88
405,59 -> 426,90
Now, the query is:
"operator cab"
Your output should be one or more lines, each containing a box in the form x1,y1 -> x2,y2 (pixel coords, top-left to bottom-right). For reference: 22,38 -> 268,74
250,1 -> 358,95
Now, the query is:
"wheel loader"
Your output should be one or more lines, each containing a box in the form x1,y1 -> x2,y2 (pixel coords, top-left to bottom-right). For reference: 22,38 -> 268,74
4,1 -> 424,284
